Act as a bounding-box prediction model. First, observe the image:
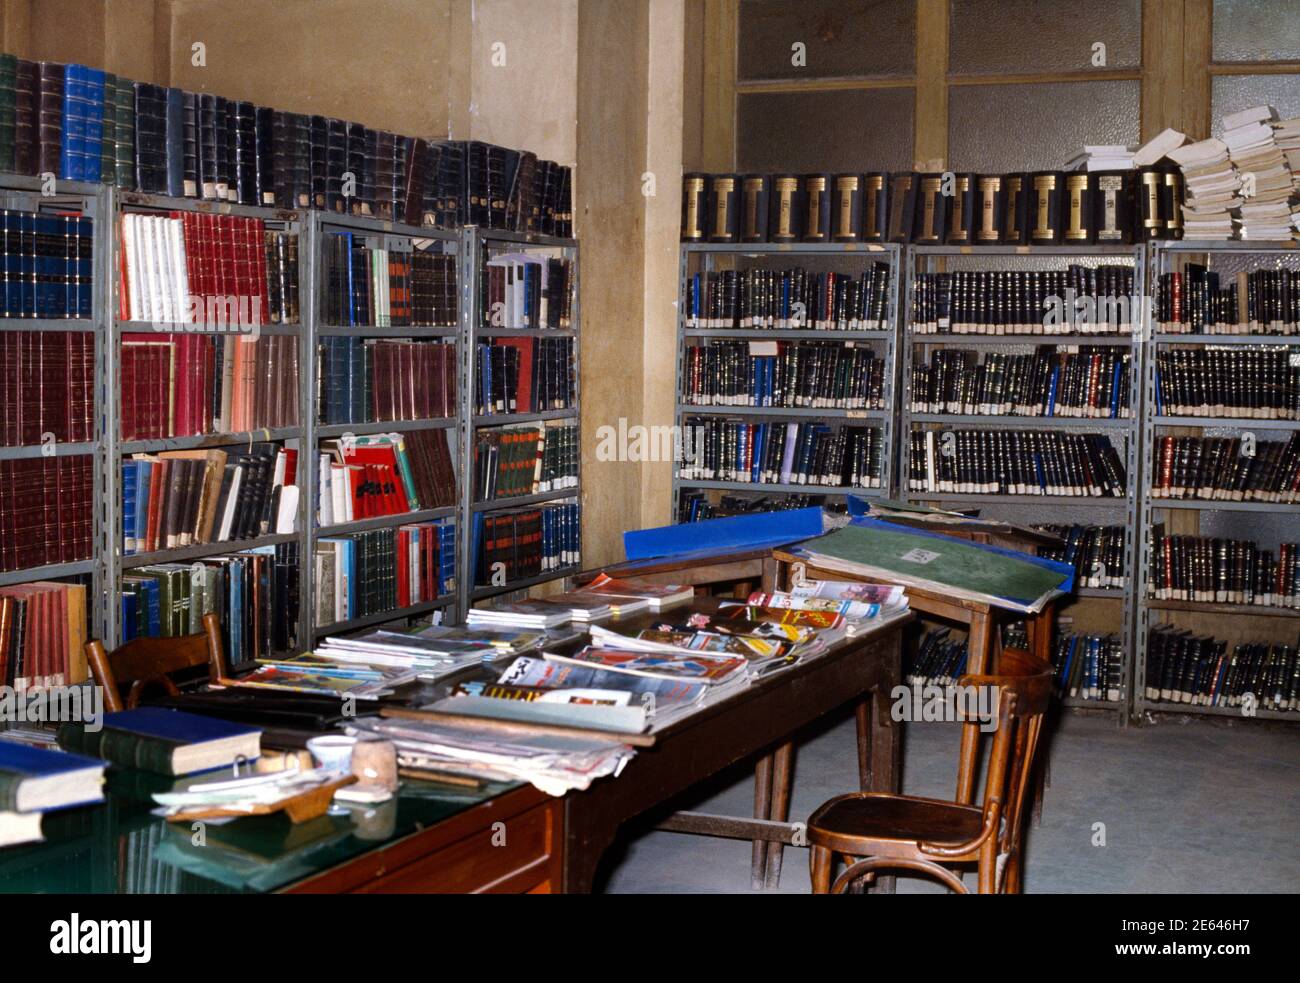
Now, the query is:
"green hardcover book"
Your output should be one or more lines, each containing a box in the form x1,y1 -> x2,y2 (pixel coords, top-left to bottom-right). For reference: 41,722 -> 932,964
0,53 -> 16,173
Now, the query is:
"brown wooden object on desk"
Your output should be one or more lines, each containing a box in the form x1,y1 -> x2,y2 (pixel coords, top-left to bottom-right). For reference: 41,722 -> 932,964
85,611 -> 229,713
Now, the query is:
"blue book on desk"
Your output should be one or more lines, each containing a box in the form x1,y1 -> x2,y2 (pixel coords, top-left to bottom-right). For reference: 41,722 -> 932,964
0,742 -> 106,813
56,707 -> 261,777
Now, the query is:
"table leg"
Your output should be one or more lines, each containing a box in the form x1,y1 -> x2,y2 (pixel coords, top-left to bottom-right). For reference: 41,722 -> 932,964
956,609 -> 993,804
867,636 -> 903,894
763,741 -> 794,889
751,754 -> 774,890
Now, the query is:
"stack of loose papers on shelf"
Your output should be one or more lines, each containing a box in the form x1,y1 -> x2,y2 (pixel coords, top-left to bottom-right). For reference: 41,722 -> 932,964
1271,116 -> 1300,235
1223,105 -> 1294,240
349,715 -> 634,796
313,625 -> 546,682
549,593 -> 615,623
1064,144 -> 1135,171
466,599 -> 573,630
1167,137 -> 1238,240
1132,127 -> 1187,167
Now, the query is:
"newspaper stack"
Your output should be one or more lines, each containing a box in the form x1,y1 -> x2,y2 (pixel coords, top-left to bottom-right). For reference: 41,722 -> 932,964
1223,105 -> 1293,240
1166,138 -> 1237,240
1270,116 -> 1300,236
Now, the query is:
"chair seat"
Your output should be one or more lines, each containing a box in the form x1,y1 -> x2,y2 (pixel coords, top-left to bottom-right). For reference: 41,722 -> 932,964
808,792 -> 984,848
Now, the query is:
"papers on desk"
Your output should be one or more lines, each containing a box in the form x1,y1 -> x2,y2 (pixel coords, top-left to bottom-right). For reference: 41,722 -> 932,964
466,599 -> 574,630
348,716 -> 634,796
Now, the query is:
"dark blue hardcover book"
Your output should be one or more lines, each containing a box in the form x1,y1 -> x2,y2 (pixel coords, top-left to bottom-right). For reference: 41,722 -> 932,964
0,741 -> 106,813
122,461 -> 137,552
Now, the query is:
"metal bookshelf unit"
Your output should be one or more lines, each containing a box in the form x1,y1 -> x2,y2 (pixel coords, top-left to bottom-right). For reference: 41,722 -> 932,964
672,241 -> 902,520
898,244 -> 1147,714
0,176 -> 108,639
461,227 -> 582,608
1134,240 -> 1300,722
305,211 -> 463,639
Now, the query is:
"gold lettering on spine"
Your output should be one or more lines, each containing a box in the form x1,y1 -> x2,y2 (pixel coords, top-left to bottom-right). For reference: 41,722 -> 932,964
713,177 -> 734,238
1097,175 -> 1121,240
1033,174 -> 1054,238
775,177 -> 797,237
976,176 -> 1000,242
1005,176 -> 1023,239
807,177 -> 826,238
1142,173 -> 1160,229
864,175 -> 883,236
744,177 -> 763,238
1065,175 -> 1087,240
920,177 -> 940,240
836,176 -> 858,238
684,178 -> 703,238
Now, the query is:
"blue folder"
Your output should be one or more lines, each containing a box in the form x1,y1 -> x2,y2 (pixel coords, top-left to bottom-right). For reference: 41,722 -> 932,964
623,506 -> 824,562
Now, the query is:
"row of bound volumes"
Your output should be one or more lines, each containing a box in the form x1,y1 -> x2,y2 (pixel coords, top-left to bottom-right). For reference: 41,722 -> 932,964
473,501 -> 580,585
1154,347 -> 1299,419
1145,624 -> 1298,712
682,340 -> 885,409
0,456 -> 93,571
1149,532 -> 1298,608
317,338 -> 456,426
0,330 -> 93,445
684,264 -> 892,331
322,233 -> 457,327
678,491 -> 824,522
1037,524 -> 1127,589
121,444 -> 298,554
1150,433 -> 1300,503
1156,265 -> 1299,335
475,338 -> 575,416
0,210 -> 93,318
474,421 -> 578,501
678,418 -> 884,488
118,212 -> 299,326
120,333 -> 300,439
314,521 -> 454,627
0,582 -> 88,688
907,429 -> 1127,497
0,54 -> 573,236
482,255 -> 574,329
317,431 -> 456,526
910,347 -> 1132,419
1052,632 -> 1124,703
910,267 -> 1137,335
120,545 -> 299,663
905,626 -> 968,686
682,169 -> 1180,245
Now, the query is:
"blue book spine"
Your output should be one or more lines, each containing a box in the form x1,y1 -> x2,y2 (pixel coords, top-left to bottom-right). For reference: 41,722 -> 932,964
120,592 -> 137,642
84,68 -> 104,183
229,561 -> 244,666
76,216 -> 93,318
122,462 -> 137,553
1110,359 -> 1123,418
1045,366 -> 1059,417
20,212 -> 35,317
134,460 -> 152,550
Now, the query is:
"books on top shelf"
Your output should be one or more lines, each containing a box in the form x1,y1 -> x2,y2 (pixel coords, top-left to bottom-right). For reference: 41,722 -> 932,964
57,706 -> 261,776
1222,106 -> 1294,241
1065,144 -> 1135,172
1166,137 -> 1237,240
0,582 -> 90,688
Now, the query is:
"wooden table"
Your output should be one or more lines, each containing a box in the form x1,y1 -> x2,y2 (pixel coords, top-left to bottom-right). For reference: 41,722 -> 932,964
558,598 -> 912,893
580,545 -> 782,597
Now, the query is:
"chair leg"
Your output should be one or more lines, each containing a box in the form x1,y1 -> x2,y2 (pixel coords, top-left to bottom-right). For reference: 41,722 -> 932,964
809,845 -> 833,894
763,741 -> 794,890
751,754 -> 774,890
977,837 -> 998,894
1004,849 -> 1022,894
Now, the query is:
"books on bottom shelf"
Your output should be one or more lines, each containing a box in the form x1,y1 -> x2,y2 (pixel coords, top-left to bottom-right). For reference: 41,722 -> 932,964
1145,624 -> 1298,712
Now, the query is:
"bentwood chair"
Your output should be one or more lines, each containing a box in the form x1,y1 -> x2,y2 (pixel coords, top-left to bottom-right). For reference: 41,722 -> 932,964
807,649 -> 1052,894
85,612 -> 229,712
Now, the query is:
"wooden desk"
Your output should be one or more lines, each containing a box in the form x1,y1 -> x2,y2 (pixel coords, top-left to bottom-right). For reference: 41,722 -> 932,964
581,545 -> 781,596
559,598 -> 912,893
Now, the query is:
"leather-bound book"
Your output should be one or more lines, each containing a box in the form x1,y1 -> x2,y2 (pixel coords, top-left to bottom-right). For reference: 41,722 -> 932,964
212,95 -> 233,200
886,172 -> 917,243
179,90 -> 199,197
231,101 -> 258,206
556,164 -> 573,238
1063,171 -> 1094,244
493,146 -> 516,230
708,173 -> 740,243
255,105 -> 275,206
832,173 -> 864,242
13,59 -> 37,175
162,87 -> 186,198
465,139 -> 488,226
308,114 -> 328,209
912,173 -> 947,244
197,93 -> 218,199
862,172 -> 888,242
392,136 -> 408,222
506,149 -> 536,233
681,173 -> 706,241
60,64 -> 105,183
345,121 -> 367,215
1092,171 -> 1132,244
358,125 -> 379,216
373,130 -> 397,220
133,82 -> 168,193
1162,167 -> 1184,240
1029,170 -> 1064,245
35,62 -> 65,178
973,174 -> 1006,243
1135,167 -> 1167,241
325,117 -> 347,212
1002,173 -> 1030,244
0,53 -> 15,173
802,173 -> 831,242
768,174 -> 803,242
945,172 -> 977,245
403,136 -> 431,227
741,173 -> 770,243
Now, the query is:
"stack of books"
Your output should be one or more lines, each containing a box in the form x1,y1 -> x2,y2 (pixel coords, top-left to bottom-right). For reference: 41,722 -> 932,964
0,741 -> 105,849
578,573 -> 694,613
1271,116 -> 1300,234
1167,138 -> 1237,240
1223,106 -> 1294,240
1064,144 -> 1135,172
466,599 -> 573,631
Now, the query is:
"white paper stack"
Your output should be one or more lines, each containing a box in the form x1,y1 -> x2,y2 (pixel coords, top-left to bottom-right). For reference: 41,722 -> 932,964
1132,128 -> 1187,167
1064,144 -> 1136,172
1269,116 -> 1300,236
1167,138 -> 1238,240
1223,105 -> 1293,240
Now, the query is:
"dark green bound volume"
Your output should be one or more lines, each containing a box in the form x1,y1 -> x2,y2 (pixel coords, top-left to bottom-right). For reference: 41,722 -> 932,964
741,173 -> 770,242
56,722 -> 180,776
0,53 -> 16,174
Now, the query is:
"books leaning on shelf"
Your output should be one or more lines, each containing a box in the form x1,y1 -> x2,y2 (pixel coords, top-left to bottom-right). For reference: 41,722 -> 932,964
679,418 -> 883,489
910,267 -> 1137,336
1149,531 -> 1297,609
317,338 -> 457,425
907,429 -> 1127,497
122,444 -> 298,554
1150,433 -> 1300,503
0,331 -> 93,445
1155,264 -> 1298,335
682,341 -> 885,409
119,544 -> 300,662
1154,346 -> 1299,419
1036,524 -> 1127,589
117,211 -> 299,327
322,233 -> 457,327
474,420 -> 578,501
472,501 -> 580,586
482,254 -> 574,329
1145,624 -> 1298,712
910,347 -> 1132,419
314,520 -> 455,627
684,263 -> 892,331
0,209 -> 93,318
120,332 -> 300,439
474,337 -> 575,415
1051,631 -> 1124,703
0,456 -> 94,571
0,583 -> 90,687
317,430 -> 456,525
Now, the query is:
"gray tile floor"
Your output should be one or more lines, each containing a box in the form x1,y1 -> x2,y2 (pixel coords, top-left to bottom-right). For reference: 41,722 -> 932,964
599,710 -> 1300,893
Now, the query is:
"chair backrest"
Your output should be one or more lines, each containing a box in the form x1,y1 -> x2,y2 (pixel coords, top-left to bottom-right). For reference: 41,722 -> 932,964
85,612 -> 228,713
955,648 -> 1053,865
